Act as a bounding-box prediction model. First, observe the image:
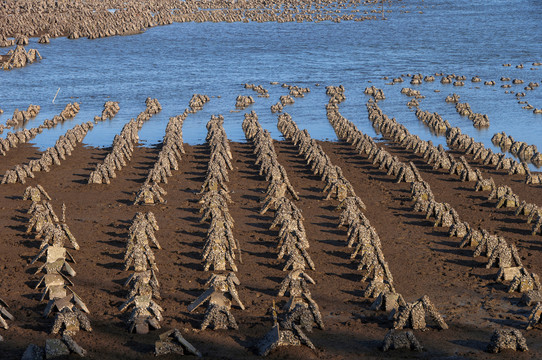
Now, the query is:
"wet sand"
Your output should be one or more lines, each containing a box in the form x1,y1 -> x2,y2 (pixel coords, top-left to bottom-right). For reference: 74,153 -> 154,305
1,139 -> 542,359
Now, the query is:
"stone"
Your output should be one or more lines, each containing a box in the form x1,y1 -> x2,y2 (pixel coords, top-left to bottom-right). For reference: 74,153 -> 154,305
502,267 -> 522,282
22,344 -> 44,360
154,329 -> 202,357
522,290 -> 542,306
45,338 -> 70,359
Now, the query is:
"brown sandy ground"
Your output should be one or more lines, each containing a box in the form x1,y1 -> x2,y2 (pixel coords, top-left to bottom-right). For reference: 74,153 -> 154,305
0,137 -> 541,359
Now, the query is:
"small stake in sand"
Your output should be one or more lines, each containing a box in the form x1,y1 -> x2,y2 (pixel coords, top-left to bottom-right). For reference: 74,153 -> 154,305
52,88 -> 60,104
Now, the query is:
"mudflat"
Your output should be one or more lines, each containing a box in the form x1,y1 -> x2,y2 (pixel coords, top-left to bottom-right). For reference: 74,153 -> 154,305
1,139 -> 541,359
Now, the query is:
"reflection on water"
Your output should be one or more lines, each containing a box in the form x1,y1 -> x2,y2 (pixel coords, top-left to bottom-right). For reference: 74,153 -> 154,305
0,0 -> 541,159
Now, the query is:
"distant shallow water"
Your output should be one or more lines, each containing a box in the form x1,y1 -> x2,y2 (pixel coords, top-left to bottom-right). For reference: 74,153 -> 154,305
0,0 -> 541,160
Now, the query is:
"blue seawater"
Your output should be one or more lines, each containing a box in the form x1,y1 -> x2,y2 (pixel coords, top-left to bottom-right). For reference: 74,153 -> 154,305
0,0 -> 541,156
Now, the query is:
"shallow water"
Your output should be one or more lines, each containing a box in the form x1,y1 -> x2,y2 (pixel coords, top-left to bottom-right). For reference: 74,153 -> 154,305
0,0 -> 541,157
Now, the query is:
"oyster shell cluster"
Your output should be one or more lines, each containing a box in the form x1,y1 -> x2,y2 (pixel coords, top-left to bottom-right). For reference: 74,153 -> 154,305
256,302 -> 318,357
283,84 -> 310,98
488,184 -> 521,208
487,329 -> 528,353
410,167 -> 530,298
492,131 -> 542,167
42,102 -> 81,129
2,121 -> 93,184
1,45 -> 41,70
392,295 -> 448,331
154,329 -> 202,357
530,209 -> 542,236
415,109 -> 449,135
3,104 -> 40,128
189,114 -> 245,330
199,114 -> 240,272
0,0 -> 384,46
278,112 -> 356,201
22,188 -> 91,356
188,94 -> 210,113
243,112 -> 315,271
378,100 -> 542,332
188,273 -> 244,330
243,109 -> 326,353
428,125 -> 542,236
279,95 -> 294,106
0,102 -> 80,156
235,95 -> 254,109
133,182 -> 167,206
0,126 -> 41,154
134,100 -> 198,205
328,87 -> 423,184
93,101 -> 119,123
0,298 -> 14,337
446,126 -> 525,175
243,112 -> 299,214
270,197 -> 315,271
244,83 -> 269,98
364,85 -> 386,101
120,211 -> 163,334
381,329 -> 422,352
454,101 -> 490,128
89,98 -> 161,184
124,212 -> 160,272
270,101 -> 283,114
200,187 -> 239,272
257,288 -> 324,356
412,190 -> 462,229
324,85 -> 450,330
366,99 -> 542,243
413,106 -> 538,183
